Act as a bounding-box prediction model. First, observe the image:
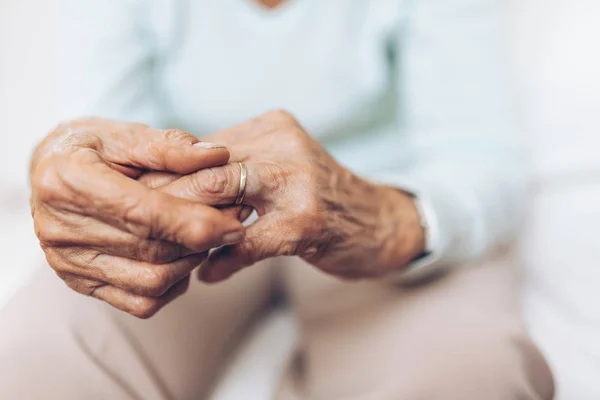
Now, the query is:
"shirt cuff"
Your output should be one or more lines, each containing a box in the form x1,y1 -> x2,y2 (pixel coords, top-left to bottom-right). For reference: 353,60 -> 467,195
366,172 -> 467,281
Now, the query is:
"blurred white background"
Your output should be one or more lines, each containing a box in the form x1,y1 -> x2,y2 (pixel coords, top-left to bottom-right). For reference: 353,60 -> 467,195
1,1 -> 599,398
0,0 -> 59,307
3,0 -> 599,305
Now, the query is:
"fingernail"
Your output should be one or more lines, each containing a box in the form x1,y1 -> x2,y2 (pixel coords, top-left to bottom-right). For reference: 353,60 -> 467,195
193,142 -> 224,149
222,231 -> 245,245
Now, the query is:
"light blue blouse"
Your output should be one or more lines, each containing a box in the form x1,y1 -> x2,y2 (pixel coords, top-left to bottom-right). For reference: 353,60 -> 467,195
55,0 -> 526,273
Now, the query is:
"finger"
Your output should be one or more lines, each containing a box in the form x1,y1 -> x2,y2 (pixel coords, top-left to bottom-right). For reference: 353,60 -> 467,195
137,171 -> 180,188
238,205 -> 254,222
50,248 -> 205,297
219,205 -> 254,222
97,122 -> 231,174
61,272 -> 191,319
38,211 -> 194,263
138,172 -> 255,226
41,172 -> 250,261
198,213 -> 299,283
43,150 -> 246,252
158,162 -> 276,207
137,174 -> 254,223
139,174 -> 255,223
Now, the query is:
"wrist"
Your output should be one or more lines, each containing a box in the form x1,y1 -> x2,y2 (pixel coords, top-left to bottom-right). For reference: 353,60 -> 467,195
375,185 -> 426,272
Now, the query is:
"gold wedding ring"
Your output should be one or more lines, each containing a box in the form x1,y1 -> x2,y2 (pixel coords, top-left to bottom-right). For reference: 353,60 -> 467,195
235,162 -> 247,205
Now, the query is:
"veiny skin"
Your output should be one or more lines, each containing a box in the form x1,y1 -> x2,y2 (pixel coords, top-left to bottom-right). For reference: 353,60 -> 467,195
30,119 -> 246,318
162,110 -> 426,282
30,111 -> 424,318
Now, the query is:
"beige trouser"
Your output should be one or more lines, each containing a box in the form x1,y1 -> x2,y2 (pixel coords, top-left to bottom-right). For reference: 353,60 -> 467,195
0,254 -> 554,400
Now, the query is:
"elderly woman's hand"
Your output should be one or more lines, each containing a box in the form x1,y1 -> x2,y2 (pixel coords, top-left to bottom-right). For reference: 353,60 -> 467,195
160,110 -> 425,282
30,119 -> 246,318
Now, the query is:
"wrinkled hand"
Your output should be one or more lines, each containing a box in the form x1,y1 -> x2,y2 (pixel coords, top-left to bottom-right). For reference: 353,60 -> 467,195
160,110 -> 425,282
30,119 -> 246,318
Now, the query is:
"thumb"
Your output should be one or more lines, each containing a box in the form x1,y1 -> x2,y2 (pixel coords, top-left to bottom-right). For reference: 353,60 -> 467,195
198,213 -> 297,283
103,124 -> 231,174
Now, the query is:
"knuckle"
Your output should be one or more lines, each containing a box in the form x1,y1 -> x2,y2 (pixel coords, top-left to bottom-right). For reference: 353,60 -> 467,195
78,250 -> 105,272
162,128 -> 194,144
284,127 -> 308,148
142,142 -> 164,170
121,195 -> 155,239
34,217 -> 65,246
261,163 -> 290,194
61,276 -> 85,294
141,267 -> 171,297
33,148 -> 100,207
259,110 -> 304,139
68,147 -> 100,165
193,167 -> 229,195
186,222 -> 214,249
33,217 -> 48,242
263,109 -> 296,123
131,298 -> 160,319
60,273 -> 97,296
55,270 -> 71,281
32,159 -> 64,204
50,120 -> 101,149
44,247 -> 67,271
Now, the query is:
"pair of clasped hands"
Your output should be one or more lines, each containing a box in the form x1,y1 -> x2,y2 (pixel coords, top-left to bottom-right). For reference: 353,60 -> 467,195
30,110 -> 423,318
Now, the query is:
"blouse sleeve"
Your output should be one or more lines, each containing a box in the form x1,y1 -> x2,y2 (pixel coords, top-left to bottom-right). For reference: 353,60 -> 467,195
54,0 -> 163,126
380,0 -> 527,276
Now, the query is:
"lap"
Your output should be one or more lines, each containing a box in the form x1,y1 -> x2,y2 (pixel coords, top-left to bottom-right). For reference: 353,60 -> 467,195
277,254 -> 555,400
0,265 -> 120,399
0,253 -> 554,400
0,259 -> 277,400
